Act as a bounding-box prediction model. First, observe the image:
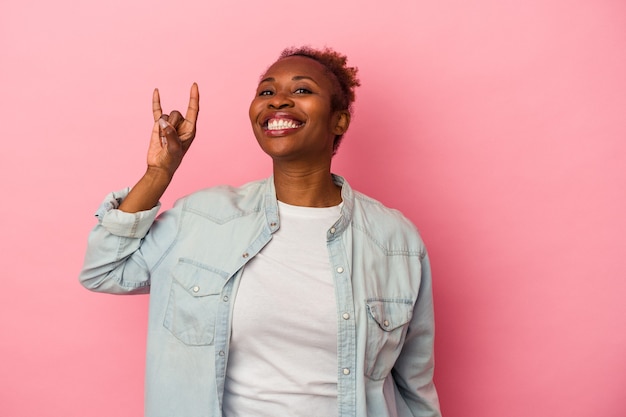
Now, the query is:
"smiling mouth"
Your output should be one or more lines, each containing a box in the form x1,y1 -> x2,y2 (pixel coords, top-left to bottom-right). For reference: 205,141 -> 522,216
264,117 -> 304,131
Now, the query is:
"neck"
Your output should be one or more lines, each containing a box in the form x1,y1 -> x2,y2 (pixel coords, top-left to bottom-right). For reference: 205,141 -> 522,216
272,163 -> 342,207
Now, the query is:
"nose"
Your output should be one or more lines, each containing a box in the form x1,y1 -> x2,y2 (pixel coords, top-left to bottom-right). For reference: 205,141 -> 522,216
268,91 -> 294,109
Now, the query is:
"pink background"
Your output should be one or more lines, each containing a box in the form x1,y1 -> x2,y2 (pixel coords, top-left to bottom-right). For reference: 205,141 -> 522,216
1,0 -> 625,416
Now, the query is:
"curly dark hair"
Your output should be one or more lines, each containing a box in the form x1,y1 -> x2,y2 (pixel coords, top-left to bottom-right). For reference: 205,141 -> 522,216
278,46 -> 360,152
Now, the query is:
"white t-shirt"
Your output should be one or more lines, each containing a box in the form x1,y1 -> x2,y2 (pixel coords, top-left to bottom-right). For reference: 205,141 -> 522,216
223,201 -> 342,417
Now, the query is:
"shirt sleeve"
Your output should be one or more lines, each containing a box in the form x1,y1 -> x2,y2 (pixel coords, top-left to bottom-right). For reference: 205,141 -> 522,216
94,187 -> 161,238
78,188 -> 171,295
391,253 -> 442,417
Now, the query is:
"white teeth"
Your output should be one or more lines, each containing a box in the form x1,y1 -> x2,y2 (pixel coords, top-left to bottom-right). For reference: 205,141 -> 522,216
267,119 -> 301,130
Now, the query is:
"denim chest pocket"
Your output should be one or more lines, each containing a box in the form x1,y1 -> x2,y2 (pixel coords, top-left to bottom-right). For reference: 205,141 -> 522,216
163,261 -> 227,346
364,299 -> 414,380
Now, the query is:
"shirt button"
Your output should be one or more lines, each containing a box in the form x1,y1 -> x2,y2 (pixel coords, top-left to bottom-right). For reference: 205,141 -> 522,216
270,222 -> 277,227
219,350 -> 225,357
223,296 -> 229,302
383,320 -> 390,327
342,313 -> 350,320
242,252 -> 249,258
330,227 -> 336,234
192,286 -> 200,293
342,368 -> 350,375
336,267 -> 344,273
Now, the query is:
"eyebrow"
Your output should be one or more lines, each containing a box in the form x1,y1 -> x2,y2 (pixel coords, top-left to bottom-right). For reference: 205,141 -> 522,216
259,75 -> 320,85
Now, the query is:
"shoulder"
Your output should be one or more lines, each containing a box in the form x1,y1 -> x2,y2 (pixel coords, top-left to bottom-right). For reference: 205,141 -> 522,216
174,178 -> 268,223
351,190 -> 426,257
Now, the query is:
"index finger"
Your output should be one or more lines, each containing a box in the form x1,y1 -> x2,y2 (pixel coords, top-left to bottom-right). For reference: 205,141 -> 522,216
152,88 -> 163,122
185,83 -> 200,124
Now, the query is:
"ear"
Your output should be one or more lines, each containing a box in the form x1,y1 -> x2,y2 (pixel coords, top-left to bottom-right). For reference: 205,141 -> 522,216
333,111 -> 351,135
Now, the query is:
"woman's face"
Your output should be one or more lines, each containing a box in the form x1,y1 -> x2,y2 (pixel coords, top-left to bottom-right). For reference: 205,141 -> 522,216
249,56 -> 348,165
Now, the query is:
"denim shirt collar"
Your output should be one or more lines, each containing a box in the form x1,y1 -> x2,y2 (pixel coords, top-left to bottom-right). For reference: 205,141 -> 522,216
262,173 -> 354,239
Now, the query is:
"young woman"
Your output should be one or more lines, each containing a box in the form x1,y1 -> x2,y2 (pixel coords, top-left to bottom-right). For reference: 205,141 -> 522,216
80,46 -> 441,417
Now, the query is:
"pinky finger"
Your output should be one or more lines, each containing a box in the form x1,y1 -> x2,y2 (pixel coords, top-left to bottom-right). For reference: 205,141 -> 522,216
152,88 -> 163,122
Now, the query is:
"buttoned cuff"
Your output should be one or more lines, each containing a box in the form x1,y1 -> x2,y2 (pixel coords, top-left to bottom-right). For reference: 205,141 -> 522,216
94,188 -> 161,238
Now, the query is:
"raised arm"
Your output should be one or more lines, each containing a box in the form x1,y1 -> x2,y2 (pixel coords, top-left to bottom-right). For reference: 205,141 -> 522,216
119,83 -> 200,213
79,84 -> 199,293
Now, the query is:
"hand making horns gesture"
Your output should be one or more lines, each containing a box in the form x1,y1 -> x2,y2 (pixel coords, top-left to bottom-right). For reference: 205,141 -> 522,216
148,83 -> 200,177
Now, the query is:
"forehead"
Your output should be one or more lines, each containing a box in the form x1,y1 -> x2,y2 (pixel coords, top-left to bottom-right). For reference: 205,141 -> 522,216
261,56 -> 335,88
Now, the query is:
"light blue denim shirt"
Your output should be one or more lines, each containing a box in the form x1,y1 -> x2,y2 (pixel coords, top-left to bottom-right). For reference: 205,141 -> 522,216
79,175 -> 441,417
